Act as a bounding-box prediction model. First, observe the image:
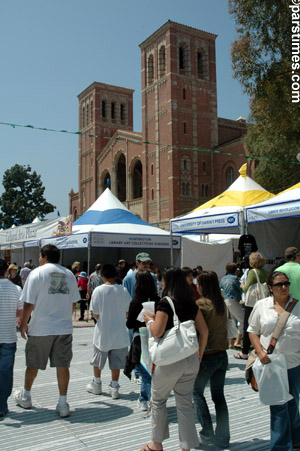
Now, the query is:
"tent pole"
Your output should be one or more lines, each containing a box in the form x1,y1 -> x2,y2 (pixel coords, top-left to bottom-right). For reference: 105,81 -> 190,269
170,229 -> 174,266
87,232 -> 91,275
240,209 -> 247,235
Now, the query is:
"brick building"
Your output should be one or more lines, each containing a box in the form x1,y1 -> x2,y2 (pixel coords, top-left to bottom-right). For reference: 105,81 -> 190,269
69,20 -> 247,229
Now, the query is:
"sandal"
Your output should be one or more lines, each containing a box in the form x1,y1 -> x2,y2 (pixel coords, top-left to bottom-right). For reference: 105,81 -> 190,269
141,444 -> 163,451
234,352 -> 248,360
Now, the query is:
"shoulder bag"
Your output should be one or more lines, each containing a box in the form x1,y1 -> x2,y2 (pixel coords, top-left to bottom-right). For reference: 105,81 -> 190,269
245,298 -> 298,391
244,269 -> 269,307
147,296 -> 199,366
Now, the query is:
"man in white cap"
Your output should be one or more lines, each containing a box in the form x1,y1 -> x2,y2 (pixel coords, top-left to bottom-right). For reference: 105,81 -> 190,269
123,252 -> 156,298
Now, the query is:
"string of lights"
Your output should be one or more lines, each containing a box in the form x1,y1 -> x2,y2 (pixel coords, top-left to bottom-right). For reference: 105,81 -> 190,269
0,120 -> 299,165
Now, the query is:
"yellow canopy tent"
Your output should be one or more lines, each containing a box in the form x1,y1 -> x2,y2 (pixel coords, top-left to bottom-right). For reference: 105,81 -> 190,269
171,164 -> 274,234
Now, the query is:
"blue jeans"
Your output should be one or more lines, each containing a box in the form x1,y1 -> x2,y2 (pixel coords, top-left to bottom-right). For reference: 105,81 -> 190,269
193,351 -> 230,448
270,364 -> 300,451
0,342 -> 17,413
139,364 -> 152,402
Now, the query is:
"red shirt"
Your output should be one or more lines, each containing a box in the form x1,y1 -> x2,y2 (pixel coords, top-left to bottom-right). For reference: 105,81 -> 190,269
78,277 -> 88,291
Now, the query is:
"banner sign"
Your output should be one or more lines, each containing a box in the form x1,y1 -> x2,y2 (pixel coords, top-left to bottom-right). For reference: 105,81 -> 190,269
0,216 -> 72,246
91,232 -> 181,249
246,201 -> 300,223
41,233 -> 89,249
24,240 -> 39,248
171,213 -> 239,233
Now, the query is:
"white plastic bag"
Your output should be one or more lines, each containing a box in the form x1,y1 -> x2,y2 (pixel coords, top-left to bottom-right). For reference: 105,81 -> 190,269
139,327 -> 151,365
252,353 -> 293,405
137,301 -> 155,322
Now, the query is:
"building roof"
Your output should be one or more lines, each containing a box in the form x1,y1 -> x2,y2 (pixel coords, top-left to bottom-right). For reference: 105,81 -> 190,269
78,81 -> 135,100
139,20 -> 217,49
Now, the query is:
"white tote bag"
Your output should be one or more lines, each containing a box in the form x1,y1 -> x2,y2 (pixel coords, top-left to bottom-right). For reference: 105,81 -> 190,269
252,353 -> 293,405
147,296 -> 199,366
245,269 -> 269,307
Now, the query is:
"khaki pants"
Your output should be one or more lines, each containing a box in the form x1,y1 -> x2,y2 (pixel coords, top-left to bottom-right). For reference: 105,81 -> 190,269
151,352 -> 200,449
224,298 -> 244,334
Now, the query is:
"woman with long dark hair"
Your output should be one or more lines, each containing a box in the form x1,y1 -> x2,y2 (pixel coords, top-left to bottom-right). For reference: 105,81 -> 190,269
193,271 -> 230,449
141,267 -> 208,451
126,271 -> 160,412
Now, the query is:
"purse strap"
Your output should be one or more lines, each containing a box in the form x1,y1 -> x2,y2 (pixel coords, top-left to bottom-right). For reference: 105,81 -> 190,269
164,296 -> 180,330
253,269 -> 262,288
253,268 -> 265,298
267,298 -> 298,354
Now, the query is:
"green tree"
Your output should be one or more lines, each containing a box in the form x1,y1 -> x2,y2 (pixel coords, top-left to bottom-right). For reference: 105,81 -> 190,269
229,0 -> 300,192
0,164 -> 55,228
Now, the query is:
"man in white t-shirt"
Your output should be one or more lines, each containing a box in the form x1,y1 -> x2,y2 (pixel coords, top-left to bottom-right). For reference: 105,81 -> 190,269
14,244 -> 80,418
0,259 -> 23,418
86,264 -> 130,399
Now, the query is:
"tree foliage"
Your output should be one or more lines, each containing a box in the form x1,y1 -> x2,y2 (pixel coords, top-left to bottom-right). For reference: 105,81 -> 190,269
0,165 -> 55,228
229,0 -> 300,192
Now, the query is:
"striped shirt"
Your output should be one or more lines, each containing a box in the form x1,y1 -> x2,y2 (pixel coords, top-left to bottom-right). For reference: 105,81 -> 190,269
0,279 -> 23,343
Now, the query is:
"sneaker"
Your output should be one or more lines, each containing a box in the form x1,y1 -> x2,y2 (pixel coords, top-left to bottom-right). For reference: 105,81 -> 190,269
86,380 -> 102,395
13,390 -> 32,409
137,399 -> 148,411
56,403 -> 70,418
133,375 -> 142,385
109,383 -> 120,399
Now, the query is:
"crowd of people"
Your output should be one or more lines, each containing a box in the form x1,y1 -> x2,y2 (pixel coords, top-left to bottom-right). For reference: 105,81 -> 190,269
0,244 -> 300,451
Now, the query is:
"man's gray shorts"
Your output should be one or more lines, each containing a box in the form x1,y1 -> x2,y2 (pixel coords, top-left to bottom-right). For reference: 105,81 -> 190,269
90,346 -> 128,370
25,334 -> 73,370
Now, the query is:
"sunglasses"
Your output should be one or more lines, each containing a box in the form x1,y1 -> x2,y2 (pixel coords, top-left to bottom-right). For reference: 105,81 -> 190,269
273,282 -> 290,288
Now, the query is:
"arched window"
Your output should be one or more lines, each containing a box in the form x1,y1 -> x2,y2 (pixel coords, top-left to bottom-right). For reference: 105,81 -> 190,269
151,188 -> 154,200
202,161 -> 207,174
182,183 -> 186,195
226,166 -> 235,188
111,102 -> 115,120
197,49 -> 208,79
186,183 -> 190,196
183,87 -> 186,100
179,46 -> 185,70
86,104 -> 89,125
183,159 -> 187,170
82,106 -> 85,128
159,46 -> 166,77
117,154 -> 126,202
103,172 -> 111,191
197,51 -> 204,78
132,160 -> 143,199
73,208 -> 77,221
202,184 -> 209,198
147,54 -> 154,85
151,163 -> 154,176
90,100 -> 93,123
101,101 -> 106,118
120,104 -> 125,121
183,122 -> 187,134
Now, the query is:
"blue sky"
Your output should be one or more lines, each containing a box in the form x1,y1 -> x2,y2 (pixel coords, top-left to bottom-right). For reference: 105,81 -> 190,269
0,0 -> 250,217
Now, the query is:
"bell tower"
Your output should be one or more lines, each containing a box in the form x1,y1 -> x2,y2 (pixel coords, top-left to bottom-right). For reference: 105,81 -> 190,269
140,20 -> 218,227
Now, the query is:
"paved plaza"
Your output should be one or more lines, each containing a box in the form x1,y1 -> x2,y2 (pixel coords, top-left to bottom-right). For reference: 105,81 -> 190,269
1,325 -> 271,451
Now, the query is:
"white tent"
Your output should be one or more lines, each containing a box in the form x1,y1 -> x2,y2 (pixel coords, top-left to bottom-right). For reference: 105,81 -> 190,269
246,182 -> 300,258
71,188 -> 176,250
41,189 -> 180,271
170,164 -> 274,235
